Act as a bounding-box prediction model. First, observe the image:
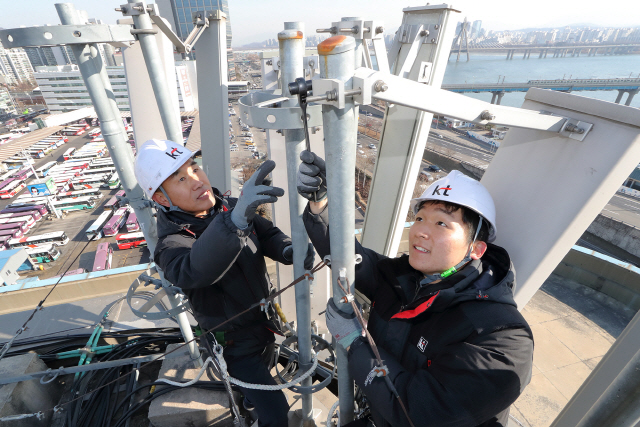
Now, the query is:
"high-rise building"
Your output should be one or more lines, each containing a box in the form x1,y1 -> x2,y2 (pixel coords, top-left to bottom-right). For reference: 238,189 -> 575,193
34,64 -> 194,113
24,46 -> 74,68
471,20 -> 482,39
0,87 -> 17,117
0,47 -> 36,86
156,0 -> 234,79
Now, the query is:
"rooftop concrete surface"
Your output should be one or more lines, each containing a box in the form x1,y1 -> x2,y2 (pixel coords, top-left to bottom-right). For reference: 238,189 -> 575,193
509,274 -> 635,427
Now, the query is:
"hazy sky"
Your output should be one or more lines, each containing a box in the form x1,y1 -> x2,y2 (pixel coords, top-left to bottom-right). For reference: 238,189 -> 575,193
1,0 -> 638,46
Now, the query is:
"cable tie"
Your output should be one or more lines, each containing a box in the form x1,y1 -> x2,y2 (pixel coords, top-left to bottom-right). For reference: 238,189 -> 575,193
53,405 -> 63,414
259,298 -> 268,312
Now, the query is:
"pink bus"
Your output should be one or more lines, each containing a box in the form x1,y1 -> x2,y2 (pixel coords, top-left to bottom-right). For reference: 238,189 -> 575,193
1,204 -> 49,216
0,227 -> 23,239
92,242 -> 113,272
102,207 -> 129,237
0,221 -> 29,234
125,212 -> 139,232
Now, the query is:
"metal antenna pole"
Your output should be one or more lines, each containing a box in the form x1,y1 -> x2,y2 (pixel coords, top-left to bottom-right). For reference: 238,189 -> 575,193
279,22 -> 315,424
55,3 -> 200,365
125,0 -> 183,145
55,4 -> 127,141
318,35 -> 357,425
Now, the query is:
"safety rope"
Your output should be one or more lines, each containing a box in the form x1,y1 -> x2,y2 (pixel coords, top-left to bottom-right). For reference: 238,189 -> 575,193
336,276 -> 416,427
42,259 -> 329,414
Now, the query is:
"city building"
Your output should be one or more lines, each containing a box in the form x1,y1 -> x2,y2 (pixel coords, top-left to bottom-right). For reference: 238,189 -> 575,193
24,46 -> 74,68
34,64 -> 194,113
156,0 -> 234,79
0,87 -> 17,117
470,20 -> 482,39
0,47 -> 36,86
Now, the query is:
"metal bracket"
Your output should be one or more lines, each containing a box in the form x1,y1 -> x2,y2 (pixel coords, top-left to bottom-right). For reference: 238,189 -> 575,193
0,25 -> 136,48
421,24 -> 441,44
119,1 -> 148,16
399,24 -> 423,43
311,78 -> 345,109
363,21 -> 385,40
559,119 -> 593,141
238,90 -> 323,130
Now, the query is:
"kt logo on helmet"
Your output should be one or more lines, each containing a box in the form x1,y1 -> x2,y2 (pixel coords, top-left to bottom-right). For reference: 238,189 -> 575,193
165,148 -> 183,159
432,185 -> 452,196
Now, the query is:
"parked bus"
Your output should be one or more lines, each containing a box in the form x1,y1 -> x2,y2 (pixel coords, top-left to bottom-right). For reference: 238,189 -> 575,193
104,190 -> 125,210
0,180 -> 26,199
90,158 -> 113,165
69,152 -> 104,162
81,167 -> 116,177
116,232 -> 147,250
0,227 -> 23,239
9,231 -> 69,249
107,174 -> 120,189
61,126 -> 86,136
103,206 -> 129,237
88,161 -> 114,169
0,221 -> 29,234
0,170 -> 14,182
52,197 -> 97,212
2,204 -> 49,216
71,175 -> 111,190
85,210 -> 114,240
26,149 -> 45,159
0,209 -> 41,223
0,215 -> 36,229
0,236 -> 10,250
63,147 -> 77,160
3,157 -> 33,170
92,242 -> 113,272
35,161 -> 58,178
125,212 -> 139,232
26,244 -> 61,264
57,189 -> 103,200
10,168 -> 33,181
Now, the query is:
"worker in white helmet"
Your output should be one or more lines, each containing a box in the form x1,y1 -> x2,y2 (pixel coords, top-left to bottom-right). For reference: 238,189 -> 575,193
134,139 -> 315,427
298,151 -> 533,427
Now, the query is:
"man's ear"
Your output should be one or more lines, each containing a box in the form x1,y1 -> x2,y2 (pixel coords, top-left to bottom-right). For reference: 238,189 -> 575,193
470,241 -> 488,260
152,191 -> 169,208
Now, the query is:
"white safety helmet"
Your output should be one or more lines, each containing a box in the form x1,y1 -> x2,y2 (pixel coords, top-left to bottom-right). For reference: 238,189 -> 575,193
410,170 -> 497,242
134,139 -> 193,199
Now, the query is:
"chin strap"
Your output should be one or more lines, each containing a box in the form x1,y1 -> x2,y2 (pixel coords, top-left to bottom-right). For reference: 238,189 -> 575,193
422,217 -> 484,285
156,185 -> 189,214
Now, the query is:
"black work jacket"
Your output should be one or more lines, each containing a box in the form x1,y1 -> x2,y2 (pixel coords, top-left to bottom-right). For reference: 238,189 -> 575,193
154,188 -> 292,356
303,204 -> 534,427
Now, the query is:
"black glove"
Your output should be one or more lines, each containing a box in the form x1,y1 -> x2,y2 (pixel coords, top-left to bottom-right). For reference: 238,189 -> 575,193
230,160 -> 284,229
282,243 -> 316,271
297,150 -> 327,201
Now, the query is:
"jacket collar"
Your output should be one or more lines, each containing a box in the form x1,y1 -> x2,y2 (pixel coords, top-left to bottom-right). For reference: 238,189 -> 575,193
156,187 -> 227,239
378,243 -> 517,317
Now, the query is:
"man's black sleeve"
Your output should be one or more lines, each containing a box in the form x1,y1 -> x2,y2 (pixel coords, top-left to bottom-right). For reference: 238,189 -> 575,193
347,326 -> 534,427
156,210 -> 253,290
302,203 -> 387,301
253,213 -> 292,264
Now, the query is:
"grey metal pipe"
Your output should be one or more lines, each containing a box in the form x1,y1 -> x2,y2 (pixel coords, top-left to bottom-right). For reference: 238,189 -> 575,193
55,4 -> 200,365
55,4 -> 127,141
279,22 -> 314,423
126,0 -> 183,145
318,35 -> 357,426
193,11 -> 231,193
573,347 -> 640,427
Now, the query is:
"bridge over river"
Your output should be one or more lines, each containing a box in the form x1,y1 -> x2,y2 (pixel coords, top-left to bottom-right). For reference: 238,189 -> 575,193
442,78 -> 640,105
449,43 -> 640,61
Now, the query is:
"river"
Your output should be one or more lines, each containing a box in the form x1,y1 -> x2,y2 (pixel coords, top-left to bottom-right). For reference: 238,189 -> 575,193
443,53 -> 640,108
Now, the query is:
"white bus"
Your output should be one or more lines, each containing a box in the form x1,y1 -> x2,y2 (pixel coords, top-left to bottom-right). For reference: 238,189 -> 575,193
63,147 -> 77,160
85,209 -> 114,240
69,153 -> 104,162
52,196 -> 97,212
81,167 -> 115,176
9,231 -> 70,248
26,244 -> 61,264
57,189 -> 103,200
35,161 -> 59,178
0,215 -> 36,229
